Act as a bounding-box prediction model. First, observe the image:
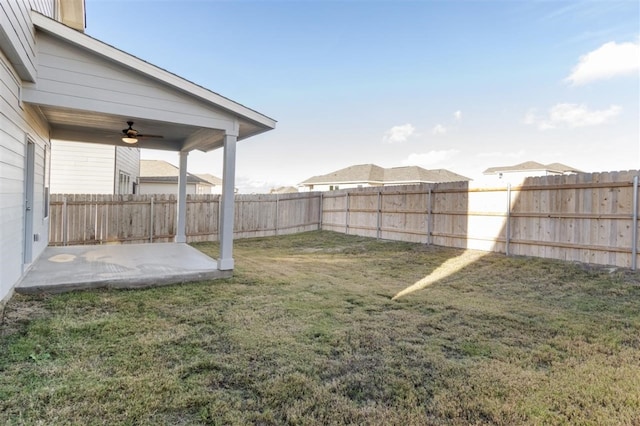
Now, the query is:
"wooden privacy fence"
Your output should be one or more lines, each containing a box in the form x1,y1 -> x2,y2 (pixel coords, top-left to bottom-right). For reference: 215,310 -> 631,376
49,170 -> 640,268
48,192 -> 322,245
323,170 -> 640,269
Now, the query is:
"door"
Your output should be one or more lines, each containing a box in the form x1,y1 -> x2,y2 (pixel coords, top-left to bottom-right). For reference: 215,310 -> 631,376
23,140 -> 35,265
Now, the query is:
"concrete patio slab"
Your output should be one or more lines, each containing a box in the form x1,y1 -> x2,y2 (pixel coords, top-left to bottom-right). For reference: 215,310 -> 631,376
16,243 -> 231,294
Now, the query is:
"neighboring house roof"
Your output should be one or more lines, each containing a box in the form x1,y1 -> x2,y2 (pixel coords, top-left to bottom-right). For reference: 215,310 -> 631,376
483,161 -> 582,175
270,186 -> 299,194
195,173 -> 223,186
300,164 -> 470,186
139,160 -> 210,185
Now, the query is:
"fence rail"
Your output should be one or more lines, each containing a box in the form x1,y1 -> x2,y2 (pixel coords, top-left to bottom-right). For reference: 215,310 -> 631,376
49,170 -> 640,268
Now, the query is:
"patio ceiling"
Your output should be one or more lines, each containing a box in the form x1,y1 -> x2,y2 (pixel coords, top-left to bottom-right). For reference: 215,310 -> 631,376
40,107 -> 225,152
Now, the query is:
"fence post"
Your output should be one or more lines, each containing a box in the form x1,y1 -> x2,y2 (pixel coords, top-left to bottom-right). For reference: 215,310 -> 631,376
632,176 -> 638,270
506,183 -> 512,256
377,190 -> 382,239
275,194 -> 279,236
345,192 -> 350,235
318,192 -> 323,230
427,187 -> 433,245
149,196 -> 154,243
62,196 -> 68,246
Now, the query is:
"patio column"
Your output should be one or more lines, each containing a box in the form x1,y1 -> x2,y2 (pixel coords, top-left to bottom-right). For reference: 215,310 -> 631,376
176,150 -> 188,243
218,131 -> 237,270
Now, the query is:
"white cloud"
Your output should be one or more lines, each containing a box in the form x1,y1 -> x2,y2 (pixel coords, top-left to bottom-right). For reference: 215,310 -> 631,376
432,124 -> 447,135
402,149 -> 460,168
523,109 -> 537,125
565,40 -> 640,86
382,123 -> 415,144
453,110 -> 462,121
525,103 -> 622,130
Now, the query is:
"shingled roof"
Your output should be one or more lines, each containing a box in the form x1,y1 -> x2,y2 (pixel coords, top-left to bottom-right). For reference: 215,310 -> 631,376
195,173 -> 223,186
483,161 -> 582,175
140,160 -> 210,184
300,164 -> 470,186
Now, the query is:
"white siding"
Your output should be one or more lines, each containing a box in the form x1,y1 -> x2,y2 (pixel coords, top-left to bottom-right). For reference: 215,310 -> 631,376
29,32 -> 237,130
50,140 -> 115,194
30,0 -> 56,17
114,146 -> 139,194
0,1 -> 37,81
138,182 -> 199,195
0,48 -> 50,302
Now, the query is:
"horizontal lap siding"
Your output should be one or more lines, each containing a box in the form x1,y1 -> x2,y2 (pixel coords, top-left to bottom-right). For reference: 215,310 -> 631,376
33,34 -> 235,128
50,141 -> 115,193
0,1 -> 37,79
29,1 -> 55,17
114,147 -> 140,193
0,52 -> 50,300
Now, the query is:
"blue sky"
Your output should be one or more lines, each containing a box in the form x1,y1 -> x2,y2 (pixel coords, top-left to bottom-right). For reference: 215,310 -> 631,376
84,0 -> 639,192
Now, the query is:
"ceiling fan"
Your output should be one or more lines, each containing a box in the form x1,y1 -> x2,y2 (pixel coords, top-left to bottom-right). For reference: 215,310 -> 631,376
121,121 -> 164,144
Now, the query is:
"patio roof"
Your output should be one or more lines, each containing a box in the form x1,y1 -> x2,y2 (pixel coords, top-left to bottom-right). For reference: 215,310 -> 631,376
22,11 -> 276,152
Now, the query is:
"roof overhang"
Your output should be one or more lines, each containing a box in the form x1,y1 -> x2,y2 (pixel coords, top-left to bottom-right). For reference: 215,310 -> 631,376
23,11 -> 276,152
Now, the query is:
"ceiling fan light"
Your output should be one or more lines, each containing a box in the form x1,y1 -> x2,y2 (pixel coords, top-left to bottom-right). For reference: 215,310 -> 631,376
122,137 -> 138,144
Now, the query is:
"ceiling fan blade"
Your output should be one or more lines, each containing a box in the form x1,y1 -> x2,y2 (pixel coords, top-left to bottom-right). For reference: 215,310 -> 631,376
137,134 -> 164,139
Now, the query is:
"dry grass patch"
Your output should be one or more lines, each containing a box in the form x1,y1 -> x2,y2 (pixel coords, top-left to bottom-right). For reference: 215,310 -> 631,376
1,230 -> 639,425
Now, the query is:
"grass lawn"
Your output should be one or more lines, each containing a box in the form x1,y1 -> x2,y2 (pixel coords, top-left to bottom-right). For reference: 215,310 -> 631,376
1,230 -> 640,425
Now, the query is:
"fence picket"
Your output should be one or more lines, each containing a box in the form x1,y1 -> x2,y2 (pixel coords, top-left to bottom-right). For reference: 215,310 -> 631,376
48,170 -> 640,268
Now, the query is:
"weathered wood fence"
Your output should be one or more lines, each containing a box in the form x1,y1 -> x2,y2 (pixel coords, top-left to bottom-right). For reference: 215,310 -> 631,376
49,193 -> 322,245
49,170 -> 640,268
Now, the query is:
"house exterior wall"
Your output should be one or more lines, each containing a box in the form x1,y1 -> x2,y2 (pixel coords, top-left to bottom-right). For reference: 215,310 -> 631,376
300,183 -> 380,192
50,141 -> 115,193
488,170 -> 564,186
50,142 -> 140,194
114,146 -> 139,194
0,46 -> 51,303
29,32 -> 237,131
138,182 -> 199,195
32,0 -> 56,16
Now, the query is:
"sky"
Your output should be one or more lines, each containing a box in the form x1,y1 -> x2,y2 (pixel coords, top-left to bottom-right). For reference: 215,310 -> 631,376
83,0 -> 640,193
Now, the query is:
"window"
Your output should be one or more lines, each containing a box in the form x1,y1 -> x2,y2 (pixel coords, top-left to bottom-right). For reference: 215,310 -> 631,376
118,171 -> 131,194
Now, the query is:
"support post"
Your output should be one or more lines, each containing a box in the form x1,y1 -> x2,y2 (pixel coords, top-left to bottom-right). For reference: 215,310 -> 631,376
175,151 -> 188,243
219,132 -> 237,270
632,176 -> 638,270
